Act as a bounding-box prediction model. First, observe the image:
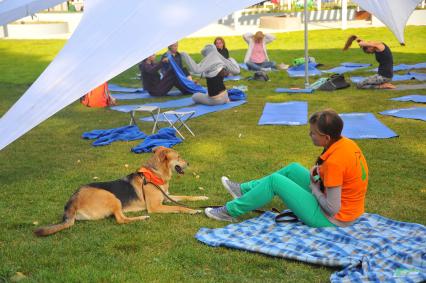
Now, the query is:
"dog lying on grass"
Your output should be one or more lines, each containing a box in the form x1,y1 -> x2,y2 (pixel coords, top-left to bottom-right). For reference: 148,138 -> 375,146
34,146 -> 208,236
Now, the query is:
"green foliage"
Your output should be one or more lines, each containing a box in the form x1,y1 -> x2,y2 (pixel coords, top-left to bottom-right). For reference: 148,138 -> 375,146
0,26 -> 425,282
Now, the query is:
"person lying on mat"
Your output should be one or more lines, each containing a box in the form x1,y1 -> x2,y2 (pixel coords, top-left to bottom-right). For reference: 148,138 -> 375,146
139,54 -> 188,97
243,31 -> 276,71
205,109 -> 369,228
181,44 -> 240,106
214,37 -> 229,59
343,35 -> 395,89
161,42 -> 192,81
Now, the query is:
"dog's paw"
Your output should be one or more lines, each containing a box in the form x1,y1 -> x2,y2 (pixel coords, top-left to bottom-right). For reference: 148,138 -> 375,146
190,209 -> 202,214
197,196 -> 209,201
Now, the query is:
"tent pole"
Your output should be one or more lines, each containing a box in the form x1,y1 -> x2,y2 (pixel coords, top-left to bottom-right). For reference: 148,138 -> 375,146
304,0 -> 309,88
2,25 -> 8,38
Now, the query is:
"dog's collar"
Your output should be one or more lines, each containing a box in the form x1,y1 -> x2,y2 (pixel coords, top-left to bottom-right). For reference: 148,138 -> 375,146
137,167 -> 165,186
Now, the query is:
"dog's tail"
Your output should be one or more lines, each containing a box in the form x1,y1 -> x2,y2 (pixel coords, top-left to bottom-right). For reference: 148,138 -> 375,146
34,196 -> 77,237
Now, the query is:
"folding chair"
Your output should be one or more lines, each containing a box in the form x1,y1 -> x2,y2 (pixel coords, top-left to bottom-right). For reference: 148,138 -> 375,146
161,110 -> 196,139
129,105 -> 160,134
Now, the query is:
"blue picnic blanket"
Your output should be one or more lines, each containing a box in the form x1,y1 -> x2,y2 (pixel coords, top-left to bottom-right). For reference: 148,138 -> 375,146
340,113 -> 398,139
168,53 -> 207,94
224,75 -> 241,82
369,62 -> 426,72
141,100 -> 247,123
108,84 -> 144,93
131,127 -> 182,153
196,211 -> 426,283
380,107 -> 426,122
110,97 -> 196,113
323,62 -> 371,74
258,101 -> 308,125
275,88 -> 314,93
82,125 -> 146,146
390,94 -> 426,103
287,62 -> 322,77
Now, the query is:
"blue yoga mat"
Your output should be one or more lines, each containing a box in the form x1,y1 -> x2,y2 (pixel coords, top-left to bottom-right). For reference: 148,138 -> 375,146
110,97 -> 195,113
393,84 -> 426,91
111,90 -> 182,100
340,113 -> 397,139
390,94 -> 426,103
258,101 -> 308,125
287,63 -> 321,77
351,74 -> 414,83
323,62 -> 371,74
168,54 -> 207,94
409,72 -> 426,81
141,100 -> 246,122
370,62 -> 426,72
108,84 -> 144,93
224,75 -> 241,82
275,88 -> 314,94
380,107 -> 426,122
195,211 -> 426,283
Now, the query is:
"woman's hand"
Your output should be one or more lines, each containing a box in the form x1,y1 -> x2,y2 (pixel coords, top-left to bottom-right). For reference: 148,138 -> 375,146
310,165 -> 320,183
309,181 -> 321,194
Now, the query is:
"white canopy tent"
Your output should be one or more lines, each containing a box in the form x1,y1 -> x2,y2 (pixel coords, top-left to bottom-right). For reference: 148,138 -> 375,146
0,0 -> 422,151
0,0 -> 67,26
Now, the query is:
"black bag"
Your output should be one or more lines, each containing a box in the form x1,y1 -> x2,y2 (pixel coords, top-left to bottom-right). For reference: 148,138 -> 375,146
318,74 -> 350,91
247,71 -> 269,81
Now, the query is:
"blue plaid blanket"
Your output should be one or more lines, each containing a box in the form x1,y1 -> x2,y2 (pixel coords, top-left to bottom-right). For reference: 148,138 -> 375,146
196,211 -> 426,283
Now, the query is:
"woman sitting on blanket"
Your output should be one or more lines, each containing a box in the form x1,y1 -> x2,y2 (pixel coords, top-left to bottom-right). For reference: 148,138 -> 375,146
205,109 -> 369,228
343,35 -> 395,89
161,42 -> 192,81
214,37 -> 229,59
180,44 -> 240,106
243,31 -> 276,71
139,54 -> 188,97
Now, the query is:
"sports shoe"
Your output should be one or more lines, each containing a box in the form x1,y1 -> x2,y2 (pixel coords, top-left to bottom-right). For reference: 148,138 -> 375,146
205,206 -> 235,222
221,176 -> 242,199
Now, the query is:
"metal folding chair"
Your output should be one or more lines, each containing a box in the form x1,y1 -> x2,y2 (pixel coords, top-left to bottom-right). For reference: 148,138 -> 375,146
161,110 -> 196,139
129,105 -> 160,134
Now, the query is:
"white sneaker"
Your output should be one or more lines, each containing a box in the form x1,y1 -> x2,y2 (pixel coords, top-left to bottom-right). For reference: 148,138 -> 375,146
221,176 -> 242,199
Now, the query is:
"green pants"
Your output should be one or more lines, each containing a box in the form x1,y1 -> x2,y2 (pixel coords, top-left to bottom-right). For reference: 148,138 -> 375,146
225,162 -> 335,228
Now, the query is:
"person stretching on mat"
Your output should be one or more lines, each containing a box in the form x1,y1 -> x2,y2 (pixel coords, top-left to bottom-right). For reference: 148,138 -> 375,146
139,54 -> 188,97
343,35 -> 395,89
205,109 -> 369,228
181,44 -> 240,106
161,42 -> 192,81
214,37 -> 230,59
243,31 -> 276,71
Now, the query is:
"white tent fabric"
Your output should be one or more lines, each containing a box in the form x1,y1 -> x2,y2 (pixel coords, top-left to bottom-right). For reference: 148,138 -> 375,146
352,0 -> 422,44
0,0 -> 67,26
0,0 -> 261,150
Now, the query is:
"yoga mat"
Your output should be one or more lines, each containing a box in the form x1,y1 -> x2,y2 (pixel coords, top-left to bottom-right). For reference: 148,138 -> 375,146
110,97 -> 195,113
195,211 -> 426,283
380,107 -> 426,122
141,100 -> 246,122
390,94 -> 426,103
258,101 -> 308,125
393,84 -> 426,91
108,84 -> 144,93
111,90 -> 182,100
350,74 -> 414,83
275,88 -> 314,94
340,113 -> 397,139
409,72 -> 426,81
323,62 -> 371,74
224,75 -> 241,82
287,63 -> 321,77
370,62 -> 426,72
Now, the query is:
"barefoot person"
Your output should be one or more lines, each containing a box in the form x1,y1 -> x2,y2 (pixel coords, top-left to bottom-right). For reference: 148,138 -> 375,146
205,109 -> 369,228
343,35 -> 395,89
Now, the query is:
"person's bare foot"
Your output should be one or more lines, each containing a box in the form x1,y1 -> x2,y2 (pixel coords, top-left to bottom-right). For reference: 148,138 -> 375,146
379,82 -> 395,89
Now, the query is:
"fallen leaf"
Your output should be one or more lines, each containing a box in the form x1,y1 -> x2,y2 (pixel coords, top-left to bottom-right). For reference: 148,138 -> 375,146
198,187 -> 204,191
93,176 -> 99,180
32,221 -> 39,225
10,272 -> 26,282
195,175 -> 200,179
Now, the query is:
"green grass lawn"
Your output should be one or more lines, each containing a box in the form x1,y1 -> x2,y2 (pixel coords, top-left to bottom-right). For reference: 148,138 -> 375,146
0,26 -> 425,282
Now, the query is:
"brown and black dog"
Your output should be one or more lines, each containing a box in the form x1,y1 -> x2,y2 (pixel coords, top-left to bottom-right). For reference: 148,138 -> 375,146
34,146 -> 208,236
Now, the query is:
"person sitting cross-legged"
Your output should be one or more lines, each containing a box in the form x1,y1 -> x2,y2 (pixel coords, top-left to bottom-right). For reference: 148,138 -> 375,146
205,109 -> 369,228
243,31 -> 276,72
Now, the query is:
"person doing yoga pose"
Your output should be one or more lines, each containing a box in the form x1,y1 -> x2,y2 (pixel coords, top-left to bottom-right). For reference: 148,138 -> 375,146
243,31 -> 276,71
343,35 -> 395,89
205,109 -> 369,228
214,37 -> 230,59
180,44 -> 240,106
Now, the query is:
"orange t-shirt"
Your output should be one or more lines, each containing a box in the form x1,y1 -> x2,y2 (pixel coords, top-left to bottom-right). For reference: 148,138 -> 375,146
318,137 -> 368,222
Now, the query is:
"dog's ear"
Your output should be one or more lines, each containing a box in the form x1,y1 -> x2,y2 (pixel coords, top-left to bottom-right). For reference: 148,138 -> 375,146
152,146 -> 166,154
154,146 -> 170,162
